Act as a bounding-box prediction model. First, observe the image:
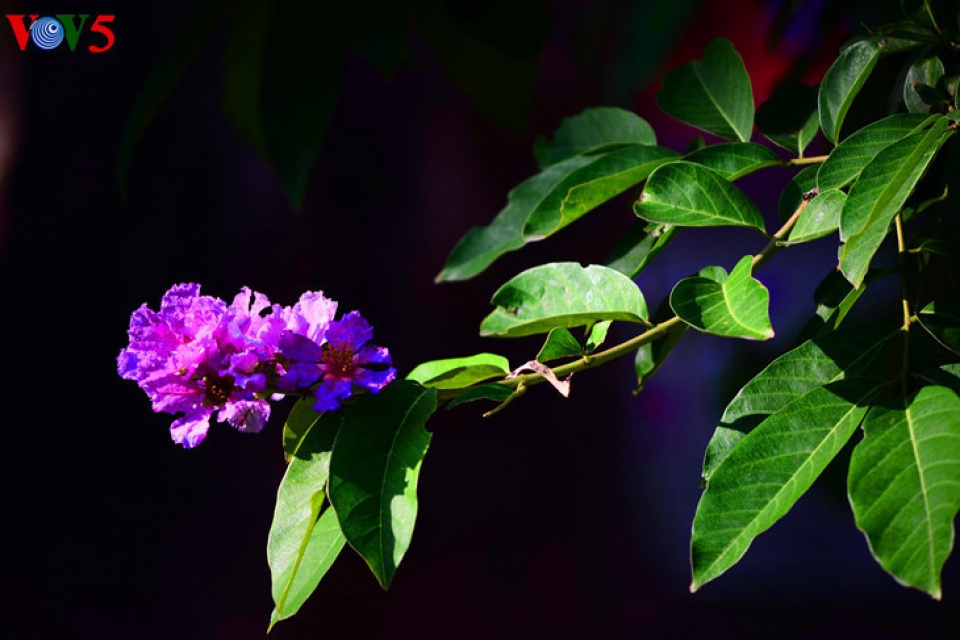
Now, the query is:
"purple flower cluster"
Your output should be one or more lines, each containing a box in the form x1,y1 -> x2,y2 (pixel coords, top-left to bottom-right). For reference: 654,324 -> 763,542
118,284 -> 396,448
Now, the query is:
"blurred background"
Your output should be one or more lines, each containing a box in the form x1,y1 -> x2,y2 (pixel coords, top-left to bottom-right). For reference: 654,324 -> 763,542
3,0 -> 960,638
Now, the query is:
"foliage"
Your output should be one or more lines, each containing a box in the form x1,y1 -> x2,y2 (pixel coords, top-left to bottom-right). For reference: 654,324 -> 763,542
121,1 -> 960,629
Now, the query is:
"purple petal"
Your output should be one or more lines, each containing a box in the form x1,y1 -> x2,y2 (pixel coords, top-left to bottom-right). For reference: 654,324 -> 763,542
355,344 -> 391,366
170,409 -> 213,448
219,399 -> 270,434
355,366 -> 396,394
279,331 -> 323,362
277,362 -> 322,392
284,291 -> 337,343
326,311 -> 373,349
312,378 -> 353,412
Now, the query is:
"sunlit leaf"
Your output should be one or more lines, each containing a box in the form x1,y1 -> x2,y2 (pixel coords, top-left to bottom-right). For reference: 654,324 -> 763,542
536,327 -> 582,362
282,396 -> 324,462
848,385 -> 960,599
268,413 -> 346,627
635,162 -> 765,231
702,323 -> 898,482
328,381 -> 436,588
683,142 -> 778,180
669,256 -> 773,340
691,379 -> 883,591
480,263 -> 648,337
818,39 -> 883,144
788,188 -> 846,244
534,106 -> 657,168
406,353 -> 510,389
656,38 -> 754,142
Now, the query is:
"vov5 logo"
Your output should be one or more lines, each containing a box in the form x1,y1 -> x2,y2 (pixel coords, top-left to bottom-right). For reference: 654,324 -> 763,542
5,14 -> 115,52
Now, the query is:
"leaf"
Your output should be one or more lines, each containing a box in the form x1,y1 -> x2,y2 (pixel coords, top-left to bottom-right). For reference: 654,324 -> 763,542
904,56 -> 946,112
817,113 -> 934,191
328,381 -> 437,588
444,383 -> 515,409
436,146 -> 677,282
656,38 -> 754,142
848,386 -> 960,599
702,323 -> 898,482
524,145 -> 679,240
116,0 -> 232,197
669,256 -> 774,340
949,137 -> 960,218
839,119 -> 953,288
533,106 -> 657,168
536,327 -> 582,362
919,299 -> 960,354
221,0 -> 273,156
917,364 -> 960,394
683,142 -> 779,180
791,270 -> 878,345
635,162 -> 765,231
406,353 -> 510,389
585,320 -> 612,352
282,396 -> 325,462
691,379 -> 883,591
778,165 -> 819,222
634,317 -> 687,390
818,39 -> 883,144
787,188 -> 846,244
755,81 -> 820,155
604,221 -> 679,279
268,413 -> 346,627
479,263 -> 648,338
260,0 -> 344,208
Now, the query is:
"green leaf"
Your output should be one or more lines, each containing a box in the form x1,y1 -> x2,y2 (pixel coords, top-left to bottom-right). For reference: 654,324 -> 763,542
656,38 -> 754,142
524,145 -> 679,241
817,113 -> 934,191
479,263 -> 648,338
669,256 -> 774,340
818,39 -> 883,144
260,0 -> 344,208
778,165 -> 819,222
904,56 -> 946,112
791,270 -> 877,344
282,397 -> 325,462
702,323 -> 898,482
436,146 -> 676,282
328,381 -> 437,588
533,106 -> 657,168
755,81 -> 820,155
919,299 -> 960,354
444,383 -> 515,409
585,321 -> 612,352
406,353 -> 510,389
604,222 -> 679,279
221,0 -> 273,157
839,119 -> 953,288
948,137 -> 960,218
691,379 -> 883,591
917,364 -> 960,394
536,327 -> 582,362
848,385 -> 960,599
787,188 -> 846,244
683,142 -> 779,181
635,162 -> 765,231
116,0 -> 231,197
268,413 -> 346,627
634,304 -> 687,390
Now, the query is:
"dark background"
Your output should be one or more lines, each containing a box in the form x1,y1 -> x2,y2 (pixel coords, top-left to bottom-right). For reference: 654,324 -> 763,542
3,0 -> 960,638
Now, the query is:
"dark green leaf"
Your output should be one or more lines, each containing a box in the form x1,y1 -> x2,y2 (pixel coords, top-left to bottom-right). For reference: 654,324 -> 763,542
260,0 -> 344,208
819,40 -> 883,144
848,385 -> 960,599
948,137 -> 960,214
479,263 -> 648,337
634,303 -> 687,390
656,38 -> 754,142
683,142 -> 779,180
536,328 -> 582,362
282,396 -> 325,462
605,222 -> 679,279
406,353 -> 510,389
817,113 -> 934,191
788,188 -> 846,244
268,413 -> 346,627
691,379 -> 883,591
222,0 -> 273,156
917,364 -> 960,394
755,81 -> 820,155
116,0 -> 231,197
779,165 -> 819,222
839,119 -> 953,288
669,256 -> 774,340
919,299 -> 960,354
905,56 -> 946,112
444,383 -> 515,409
524,146 -> 679,240
328,381 -> 436,588
702,323 -> 898,482
533,106 -> 657,168
792,270 -> 879,345
635,162 -> 765,231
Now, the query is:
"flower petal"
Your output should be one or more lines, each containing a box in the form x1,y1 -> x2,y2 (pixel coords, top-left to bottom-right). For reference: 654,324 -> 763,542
312,378 -> 353,412
170,409 -> 213,448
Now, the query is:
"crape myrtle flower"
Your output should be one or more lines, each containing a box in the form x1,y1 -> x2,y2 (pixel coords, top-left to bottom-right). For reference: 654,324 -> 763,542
279,295 -> 397,413
118,284 -> 396,448
117,284 -> 281,448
